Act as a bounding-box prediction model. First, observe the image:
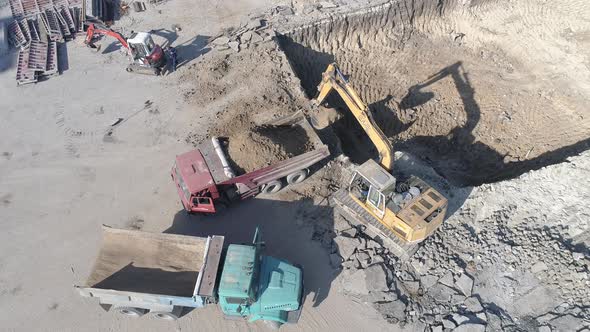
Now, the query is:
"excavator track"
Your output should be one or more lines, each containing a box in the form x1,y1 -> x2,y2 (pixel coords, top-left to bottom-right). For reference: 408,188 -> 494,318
331,189 -> 419,262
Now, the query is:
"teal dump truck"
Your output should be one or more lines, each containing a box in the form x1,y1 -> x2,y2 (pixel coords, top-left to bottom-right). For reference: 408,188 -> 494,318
75,226 -> 303,328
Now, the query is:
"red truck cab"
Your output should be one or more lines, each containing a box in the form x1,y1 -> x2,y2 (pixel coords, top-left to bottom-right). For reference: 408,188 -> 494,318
171,112 -> 330,214
171,150 -> 218,213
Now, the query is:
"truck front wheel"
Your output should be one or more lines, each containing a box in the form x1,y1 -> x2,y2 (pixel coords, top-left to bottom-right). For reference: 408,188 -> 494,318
286,169 -> 308,185
116,307 -> 147,318
261,180 -> 283,194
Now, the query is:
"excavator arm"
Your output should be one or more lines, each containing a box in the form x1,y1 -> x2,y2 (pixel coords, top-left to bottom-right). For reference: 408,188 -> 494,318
85,23 -> 129,49
314,63 -> 395,171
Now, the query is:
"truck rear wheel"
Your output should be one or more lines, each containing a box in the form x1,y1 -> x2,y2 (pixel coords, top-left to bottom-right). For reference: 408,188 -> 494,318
150,307 -> 182,320
262,180 -> 283,194
286,169 -> 308,185
116,307 -> 146,318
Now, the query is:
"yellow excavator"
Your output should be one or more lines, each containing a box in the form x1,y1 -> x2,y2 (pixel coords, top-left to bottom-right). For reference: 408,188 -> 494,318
312,63 -> 448,261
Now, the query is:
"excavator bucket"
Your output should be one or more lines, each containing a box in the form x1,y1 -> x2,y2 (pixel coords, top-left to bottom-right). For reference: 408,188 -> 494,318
309,105 -> 342,130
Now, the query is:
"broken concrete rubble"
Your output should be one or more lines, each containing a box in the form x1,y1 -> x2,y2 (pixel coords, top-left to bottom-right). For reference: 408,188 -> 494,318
442,318 -> 456,329
420,275 -> 438,290
212,36 -> 230,46
455,274 -> 474,297
318,1 -> 338,9
402,280 -> 420,295
538,326 -> 551,332
451,313 -> 470,325
549,314 -> 589,331
531,261 -> 549,273
374,300 -> 406,323
429,283 -> 457,303
439,272 -> 454,288
364,264 -> 389,292
464,297 -> 484,312
453,323 -> 486,332
333,235 -> 359,260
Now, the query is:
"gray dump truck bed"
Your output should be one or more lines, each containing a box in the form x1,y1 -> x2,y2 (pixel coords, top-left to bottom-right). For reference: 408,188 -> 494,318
76,226 -> 224,311
199,111 -> 330,185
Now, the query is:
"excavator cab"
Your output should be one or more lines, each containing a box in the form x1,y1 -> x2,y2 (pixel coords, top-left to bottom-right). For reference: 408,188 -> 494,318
127,32 -> 166,70
348,159 -> 447,242
348,160 -> 395,219
128,32 -> 156,61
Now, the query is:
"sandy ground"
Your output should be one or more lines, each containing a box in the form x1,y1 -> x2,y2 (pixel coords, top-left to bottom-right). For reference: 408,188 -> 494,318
1,0 -> 589,331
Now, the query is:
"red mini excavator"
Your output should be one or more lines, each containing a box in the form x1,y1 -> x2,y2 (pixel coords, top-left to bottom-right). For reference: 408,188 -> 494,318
85,23 -> 167,75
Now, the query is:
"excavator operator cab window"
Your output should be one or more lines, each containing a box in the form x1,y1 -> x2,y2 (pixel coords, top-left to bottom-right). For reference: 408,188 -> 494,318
349,173 -> 370,201
129,43 -> 147,60
367,186 -> 385,218
145,37 -> 155,53
350,172 -> 386,218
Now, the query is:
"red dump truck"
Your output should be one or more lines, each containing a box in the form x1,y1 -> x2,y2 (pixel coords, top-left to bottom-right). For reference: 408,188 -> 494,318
172,111 -> 330,213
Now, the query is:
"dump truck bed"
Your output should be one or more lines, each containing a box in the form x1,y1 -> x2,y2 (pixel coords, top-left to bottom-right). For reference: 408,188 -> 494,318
198,111 -> 329,185
81,226 -> 223,298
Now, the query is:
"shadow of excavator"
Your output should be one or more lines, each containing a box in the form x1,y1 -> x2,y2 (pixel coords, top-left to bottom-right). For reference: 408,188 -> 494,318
395,62 -> 590,186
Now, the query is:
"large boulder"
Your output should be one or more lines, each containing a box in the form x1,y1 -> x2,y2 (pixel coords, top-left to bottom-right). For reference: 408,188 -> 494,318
454,323 -> 486,332
455,274 -> 474,297
464,297 -> 484,312
365,264 -> 389,292
334,235 -> 360,260
550,314 -> 588,331
429,283 -> 458,303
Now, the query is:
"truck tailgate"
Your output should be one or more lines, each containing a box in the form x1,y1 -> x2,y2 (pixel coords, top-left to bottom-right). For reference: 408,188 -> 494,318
84,226 -> 217,297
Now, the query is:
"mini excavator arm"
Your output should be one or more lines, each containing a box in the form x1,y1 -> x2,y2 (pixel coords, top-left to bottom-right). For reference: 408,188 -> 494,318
85,23 -> 129,49
314,63 -> 394,172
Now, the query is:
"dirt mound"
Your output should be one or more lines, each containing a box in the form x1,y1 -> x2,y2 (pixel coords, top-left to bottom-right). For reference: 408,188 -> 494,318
182,43 -> 310,148
226,125 -> 313,174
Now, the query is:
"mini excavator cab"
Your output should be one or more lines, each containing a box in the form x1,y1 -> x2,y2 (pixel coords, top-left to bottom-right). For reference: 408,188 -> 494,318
127,32 -> 157,61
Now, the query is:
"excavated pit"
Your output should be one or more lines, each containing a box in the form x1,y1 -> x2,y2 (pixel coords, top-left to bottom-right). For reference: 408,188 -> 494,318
278,0 -> 590,186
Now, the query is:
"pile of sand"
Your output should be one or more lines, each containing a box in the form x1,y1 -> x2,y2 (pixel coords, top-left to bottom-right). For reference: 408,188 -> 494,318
226,125 -> 313,174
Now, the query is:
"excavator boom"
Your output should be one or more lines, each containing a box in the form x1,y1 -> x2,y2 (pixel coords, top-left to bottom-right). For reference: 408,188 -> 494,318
314,63 -> 394,171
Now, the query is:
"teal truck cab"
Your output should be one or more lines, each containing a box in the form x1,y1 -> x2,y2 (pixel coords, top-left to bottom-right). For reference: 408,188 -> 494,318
76,226 -> 303,328
219,236 -> 303,326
